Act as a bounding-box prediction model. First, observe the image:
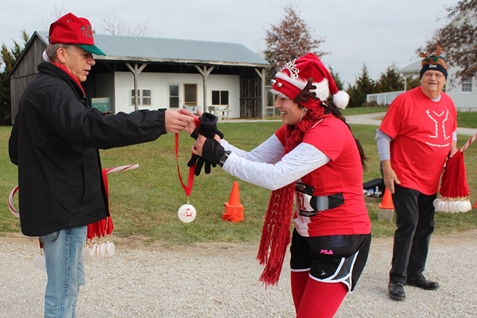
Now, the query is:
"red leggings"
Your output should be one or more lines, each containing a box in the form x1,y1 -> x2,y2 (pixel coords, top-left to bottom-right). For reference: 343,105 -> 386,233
291,271 -> 348,318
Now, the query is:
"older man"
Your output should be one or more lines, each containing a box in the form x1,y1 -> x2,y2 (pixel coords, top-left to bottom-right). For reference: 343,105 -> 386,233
9,13 -> 194,317
376,49 -> 458,301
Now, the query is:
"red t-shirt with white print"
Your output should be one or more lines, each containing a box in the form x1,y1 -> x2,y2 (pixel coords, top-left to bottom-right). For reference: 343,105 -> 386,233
379,87 -> 457,195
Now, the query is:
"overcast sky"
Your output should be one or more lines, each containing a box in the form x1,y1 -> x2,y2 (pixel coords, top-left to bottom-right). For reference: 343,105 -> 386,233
1,0 -> 459,85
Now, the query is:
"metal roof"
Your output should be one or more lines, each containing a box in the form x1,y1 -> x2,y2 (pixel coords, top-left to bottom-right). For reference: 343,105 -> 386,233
36,31 -> 269,68
399,60 -> 421,75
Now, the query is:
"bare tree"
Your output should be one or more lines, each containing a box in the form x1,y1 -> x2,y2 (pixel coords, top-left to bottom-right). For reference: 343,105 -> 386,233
419,0 -> 477,81
101,13 -> 150,37
41,7 -> 150,37
40,4 -> 68,30
263,5 -> 327,79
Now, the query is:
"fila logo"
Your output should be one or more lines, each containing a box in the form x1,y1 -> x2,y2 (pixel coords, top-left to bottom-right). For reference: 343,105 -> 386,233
320,249 -> 334,255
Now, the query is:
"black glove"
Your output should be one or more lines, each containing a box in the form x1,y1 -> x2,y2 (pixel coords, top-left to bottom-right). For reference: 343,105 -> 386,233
187,112 -> 223,175
197,112 -> 224,139
187,154 -> 216,176
188,112 -> 224,140
201,138 -> 226,165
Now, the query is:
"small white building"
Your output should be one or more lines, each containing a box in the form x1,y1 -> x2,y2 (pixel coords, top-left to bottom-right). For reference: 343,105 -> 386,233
9,32 -> 270,123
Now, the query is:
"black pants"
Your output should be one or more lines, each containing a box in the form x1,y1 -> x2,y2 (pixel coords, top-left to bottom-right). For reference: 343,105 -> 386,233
389,185 -> 436,283
290,230 -> 371,291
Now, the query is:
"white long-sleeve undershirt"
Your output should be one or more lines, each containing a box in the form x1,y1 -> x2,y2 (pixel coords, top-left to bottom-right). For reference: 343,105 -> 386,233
220,135 -> 330,191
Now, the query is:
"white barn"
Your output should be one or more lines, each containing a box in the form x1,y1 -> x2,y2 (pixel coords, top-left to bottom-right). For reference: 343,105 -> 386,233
9,31 -> 270,123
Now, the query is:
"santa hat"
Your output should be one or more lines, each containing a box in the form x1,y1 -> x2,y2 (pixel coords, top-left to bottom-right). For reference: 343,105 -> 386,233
270,52 -> 349,109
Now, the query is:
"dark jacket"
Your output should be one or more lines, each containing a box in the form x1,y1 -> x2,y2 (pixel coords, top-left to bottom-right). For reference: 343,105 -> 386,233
9,62 -> 167,236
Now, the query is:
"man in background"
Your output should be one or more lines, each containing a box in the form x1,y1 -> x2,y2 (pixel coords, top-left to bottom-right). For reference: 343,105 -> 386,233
376,48 -> 458,301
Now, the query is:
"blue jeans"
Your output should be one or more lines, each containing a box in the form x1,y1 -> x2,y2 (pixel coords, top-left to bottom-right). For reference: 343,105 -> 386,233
40,226 -> 87,318
389,185 -> 436,284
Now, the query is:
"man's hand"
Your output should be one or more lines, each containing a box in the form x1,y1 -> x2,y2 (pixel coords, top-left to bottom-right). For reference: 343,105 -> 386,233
177,108 -> 203,135
449,140 -> 458,158
381,160 -> 400,194
165,110 -> 196,134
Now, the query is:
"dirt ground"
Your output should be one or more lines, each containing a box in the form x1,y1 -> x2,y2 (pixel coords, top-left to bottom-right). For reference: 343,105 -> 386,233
1,229 -> 476,318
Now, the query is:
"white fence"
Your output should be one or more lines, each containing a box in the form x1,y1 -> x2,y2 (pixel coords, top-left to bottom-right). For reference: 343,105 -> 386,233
366,91 -> 405,105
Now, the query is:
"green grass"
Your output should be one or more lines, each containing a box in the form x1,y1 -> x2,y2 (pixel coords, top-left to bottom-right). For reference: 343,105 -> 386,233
341,106 -> 388,116
457,111 -> 477,128
1,112 -> 476,245
266,105 -> 388,120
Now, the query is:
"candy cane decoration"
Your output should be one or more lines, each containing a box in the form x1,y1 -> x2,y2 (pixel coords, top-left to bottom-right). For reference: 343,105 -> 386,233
104,163 -> 139,173
460,132 -> 477,152
8,186 -> 19,218
7,164 -> 139,218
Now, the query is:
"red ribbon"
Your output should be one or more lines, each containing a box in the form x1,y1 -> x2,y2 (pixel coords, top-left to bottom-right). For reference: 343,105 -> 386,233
175,117 -> 201,198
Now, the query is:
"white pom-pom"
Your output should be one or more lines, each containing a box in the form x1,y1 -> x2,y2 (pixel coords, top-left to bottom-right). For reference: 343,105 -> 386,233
42,50 -> 50,62
442,201 -> 450,212
333,91 -> 350,109
433,198 -> 441,210
466,200 -> 473,212
449,201 -> 459,213
437,200 -> 445,212
457,200 -> 472,213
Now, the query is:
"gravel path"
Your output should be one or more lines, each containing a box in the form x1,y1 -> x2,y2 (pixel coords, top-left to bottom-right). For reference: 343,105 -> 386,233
1,230 -> 476,318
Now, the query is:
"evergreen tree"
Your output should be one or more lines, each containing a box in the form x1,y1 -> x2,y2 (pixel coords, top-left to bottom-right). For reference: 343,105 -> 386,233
329,66 -> 344,90
375,63 -> 405,93
0,30 -> 29,125
404,75 -> 421,91
346,64 -> 375,108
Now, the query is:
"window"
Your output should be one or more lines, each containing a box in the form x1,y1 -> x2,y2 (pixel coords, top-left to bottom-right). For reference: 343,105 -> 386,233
169,85 -> 179,108
462,78 -> 473,92
131,89 -> 138,106
131,89 -> 152,106
142,89 -> 151,105
184,84 -> 198,106
212,90 -> 229,105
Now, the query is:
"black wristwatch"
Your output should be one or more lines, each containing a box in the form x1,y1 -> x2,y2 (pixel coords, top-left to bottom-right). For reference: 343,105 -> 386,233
219,151 -> 231,167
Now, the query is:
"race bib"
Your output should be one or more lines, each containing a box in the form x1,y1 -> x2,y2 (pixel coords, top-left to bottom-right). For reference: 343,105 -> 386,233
295,182 -> 316,217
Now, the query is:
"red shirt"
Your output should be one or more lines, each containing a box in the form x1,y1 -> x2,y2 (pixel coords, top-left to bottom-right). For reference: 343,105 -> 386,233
276,115 -> 371,237
379,87 -> 457,194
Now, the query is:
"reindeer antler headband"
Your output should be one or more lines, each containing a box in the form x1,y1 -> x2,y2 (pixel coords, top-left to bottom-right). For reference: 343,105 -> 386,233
419,45 -> 448,79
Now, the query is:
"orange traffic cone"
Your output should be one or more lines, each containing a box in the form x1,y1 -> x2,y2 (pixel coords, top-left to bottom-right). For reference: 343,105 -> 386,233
379,188 -> 394,209
222,181 -> 244,223
378,188 -> 394,221
473,199 -> 477,209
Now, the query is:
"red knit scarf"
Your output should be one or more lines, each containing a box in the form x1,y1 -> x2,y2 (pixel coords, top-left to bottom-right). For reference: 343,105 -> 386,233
257,107 -> 326,286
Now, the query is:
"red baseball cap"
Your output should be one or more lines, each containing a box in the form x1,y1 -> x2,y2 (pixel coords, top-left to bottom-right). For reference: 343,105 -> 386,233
49,12 -> 105,56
